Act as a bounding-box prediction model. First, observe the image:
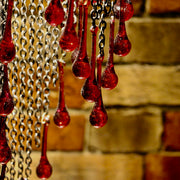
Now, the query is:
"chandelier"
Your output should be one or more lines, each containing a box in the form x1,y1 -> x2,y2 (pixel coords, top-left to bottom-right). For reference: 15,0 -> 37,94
0,0 -> 134,179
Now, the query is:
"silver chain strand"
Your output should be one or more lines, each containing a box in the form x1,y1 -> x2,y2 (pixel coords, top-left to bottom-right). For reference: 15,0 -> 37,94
25,0 -> 36,178
18,0 -> 28,178
43,0 -> 52,119
51,26 -> 60,87
34,0 -> 44,149
10,0 -> 20,178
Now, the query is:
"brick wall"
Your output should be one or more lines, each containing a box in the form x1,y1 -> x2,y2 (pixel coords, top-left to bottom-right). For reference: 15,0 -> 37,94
7,0 -> 180,179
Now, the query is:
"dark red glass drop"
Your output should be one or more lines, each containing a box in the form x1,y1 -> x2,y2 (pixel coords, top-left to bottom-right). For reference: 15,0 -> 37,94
81,26 -> 100,102
89,55 -> 108,128
114,0 -> 134,21
59,0 -> 78,52
0,65 -> 14,116
72,5 -> 90,79
0,116 -> 12,164
0,164 -> 6,180
45,0 -> 65,26
102,16 -> 118,90
54,61 -> 70,128
0,0 -> 15,65
36,122 -> 52,179
114,20 -> 131,56
71,4 -> 83,63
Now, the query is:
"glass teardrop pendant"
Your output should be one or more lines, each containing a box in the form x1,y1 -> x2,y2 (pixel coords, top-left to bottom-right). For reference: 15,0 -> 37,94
0,65 -> 14,116
114,20 -> 131,56
89,55 -> 108,128
54,61 -> 70,128
72,4 -> 90,79
0,0 -> 15,65
45,0 -> 65,26
81,26 -> 100,102
71,4 -> 83,63
0,116 -> 12,164
114,0 -> 134,21
102,16 -> 118,90
59,0 -> 78,52
36,121 -> 52,179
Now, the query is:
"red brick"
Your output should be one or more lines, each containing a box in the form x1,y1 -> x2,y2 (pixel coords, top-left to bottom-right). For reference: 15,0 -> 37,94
146,0 -> 180,14
145,153 -> 180,180
163,112 -> 180,151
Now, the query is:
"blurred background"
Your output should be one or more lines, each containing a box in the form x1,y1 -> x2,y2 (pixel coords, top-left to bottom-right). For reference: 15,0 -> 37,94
1,0 -> 180,179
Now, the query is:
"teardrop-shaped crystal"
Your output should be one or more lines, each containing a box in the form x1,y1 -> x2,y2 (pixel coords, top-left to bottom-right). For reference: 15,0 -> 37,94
54,61 -> 70,128
59,0 -> 78,51
45,0 -> 65,26
36,122 -> 52,179
102,16 -> 118,89
114,21 -> 131,56
0,0 -> 15,64
72,5 -> 90,79
114,0 -> 134,21
0,116 -> 12,164
0,65 -> 14,116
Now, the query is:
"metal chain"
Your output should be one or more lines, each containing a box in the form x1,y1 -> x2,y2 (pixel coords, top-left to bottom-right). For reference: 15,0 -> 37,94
98,0 -> 107,57
10,0 -> 20,179
51,26 -> 60,87
43,0 -> 52,118
25,0 -> 36,178
18,0 -> 28,178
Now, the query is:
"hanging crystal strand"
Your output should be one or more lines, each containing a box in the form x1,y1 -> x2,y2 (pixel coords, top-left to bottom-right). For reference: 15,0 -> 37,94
36,0 -> 53,178
10,0 -> 19,178
89,0 -> 108,128
34,0 -> 45,149
101,2 -> 118,90
18,0 -> 28,178
81,0 -> 100,102
114,0 -> 132,56
25,0 -> 36,178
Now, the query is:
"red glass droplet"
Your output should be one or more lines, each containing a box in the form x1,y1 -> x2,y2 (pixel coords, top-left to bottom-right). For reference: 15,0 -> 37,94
54,61 -> 70,128
114,21 -> 131,56
89,54 -> 108,128
114,0 -> 134,21
102,16 -> 118,90
59,0 -> 78,52
0,0 -> 15,65
72,5 -> 90,79
0,116 -> 12,164
71,4 -> 83,63
36,122 -> 52,179
89,95 -> 108,128
0,65 -> 14,116
81,25 -> 100,102
81,78 -> 100,102
0,164 -> 6,180
45,0 -> 65,26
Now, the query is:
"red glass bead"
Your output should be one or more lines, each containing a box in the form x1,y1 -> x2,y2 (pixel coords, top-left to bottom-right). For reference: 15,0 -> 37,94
54,107 -> 70,128
0,116 -> 12,164
36,156 -> 52,179
89,96 -> 108,128
72,5 -> 90,79
114,0 -> 134,21
59,0 -> 78,52
114,21 -> 131,56
0,65 -> 14,116
45,0 -> 65,26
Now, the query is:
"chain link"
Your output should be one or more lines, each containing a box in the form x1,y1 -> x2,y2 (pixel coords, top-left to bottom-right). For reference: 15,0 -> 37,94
34,0 -> 45,149
10,0 -> 20,179
18,0 -> 28,178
